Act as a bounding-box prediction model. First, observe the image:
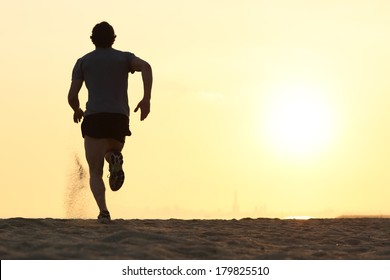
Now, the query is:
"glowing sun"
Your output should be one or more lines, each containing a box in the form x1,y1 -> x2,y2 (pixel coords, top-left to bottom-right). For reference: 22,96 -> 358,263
262,85 -> 335,159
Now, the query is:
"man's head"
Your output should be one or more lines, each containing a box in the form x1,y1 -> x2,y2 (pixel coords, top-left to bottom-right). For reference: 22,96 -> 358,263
90,22 -> 116,48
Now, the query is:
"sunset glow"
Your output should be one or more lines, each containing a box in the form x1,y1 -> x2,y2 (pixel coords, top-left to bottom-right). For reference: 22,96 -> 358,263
262,83 -> 336,159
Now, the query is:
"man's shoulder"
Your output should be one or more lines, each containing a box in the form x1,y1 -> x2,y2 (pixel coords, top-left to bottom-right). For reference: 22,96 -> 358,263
111,48 -> 135,57
76,50 -> 96,61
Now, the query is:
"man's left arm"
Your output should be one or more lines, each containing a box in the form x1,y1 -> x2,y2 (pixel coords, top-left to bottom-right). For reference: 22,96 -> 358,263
67,79 -> 84,123
131,57 -> 153,121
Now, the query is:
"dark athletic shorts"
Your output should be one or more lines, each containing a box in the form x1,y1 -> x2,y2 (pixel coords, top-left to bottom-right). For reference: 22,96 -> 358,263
81,113 -> 131,143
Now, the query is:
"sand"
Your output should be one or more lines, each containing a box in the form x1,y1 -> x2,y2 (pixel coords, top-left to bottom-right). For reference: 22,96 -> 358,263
0,218 -> 390,259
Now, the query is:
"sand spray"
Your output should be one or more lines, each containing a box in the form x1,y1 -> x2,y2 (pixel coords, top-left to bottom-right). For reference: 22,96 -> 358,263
65,153 -> 91,218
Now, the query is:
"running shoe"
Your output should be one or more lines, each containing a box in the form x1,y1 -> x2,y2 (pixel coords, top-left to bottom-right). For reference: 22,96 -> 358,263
108,151 -> 125,191
98,210 -> 111,224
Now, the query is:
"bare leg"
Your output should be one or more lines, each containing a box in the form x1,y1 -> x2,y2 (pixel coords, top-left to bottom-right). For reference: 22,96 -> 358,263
85,137 -> 107,213
84,136 -> 124,214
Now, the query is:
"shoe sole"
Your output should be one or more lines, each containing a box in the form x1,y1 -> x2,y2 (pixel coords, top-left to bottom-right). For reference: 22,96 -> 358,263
109,152 -> 124,191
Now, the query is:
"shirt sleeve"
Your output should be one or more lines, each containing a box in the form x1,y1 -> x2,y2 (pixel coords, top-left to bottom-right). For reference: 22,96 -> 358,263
71,58 -> 84,81
127,52 -> 136,74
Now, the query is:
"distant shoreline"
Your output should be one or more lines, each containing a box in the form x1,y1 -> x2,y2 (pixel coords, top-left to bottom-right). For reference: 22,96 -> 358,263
1,215 -> 390,221
336,215 -> 390,219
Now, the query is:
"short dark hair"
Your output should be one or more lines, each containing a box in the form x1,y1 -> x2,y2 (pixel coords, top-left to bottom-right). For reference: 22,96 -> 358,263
90,22 -> 116,48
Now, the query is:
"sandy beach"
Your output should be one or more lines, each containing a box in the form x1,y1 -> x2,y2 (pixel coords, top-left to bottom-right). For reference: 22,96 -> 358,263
0,218 -> 389,259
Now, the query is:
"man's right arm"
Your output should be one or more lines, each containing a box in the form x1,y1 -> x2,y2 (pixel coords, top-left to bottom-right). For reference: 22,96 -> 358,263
67,79 -> 84,123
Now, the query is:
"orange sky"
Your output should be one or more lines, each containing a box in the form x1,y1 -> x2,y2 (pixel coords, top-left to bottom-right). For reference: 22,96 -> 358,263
1,0 -> 390,219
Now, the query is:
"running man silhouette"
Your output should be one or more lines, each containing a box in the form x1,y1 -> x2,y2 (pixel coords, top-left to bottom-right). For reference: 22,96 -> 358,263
67,22 -> 153,223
